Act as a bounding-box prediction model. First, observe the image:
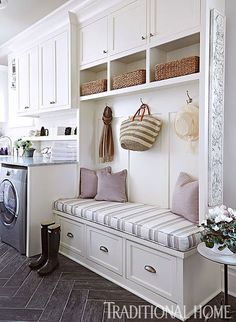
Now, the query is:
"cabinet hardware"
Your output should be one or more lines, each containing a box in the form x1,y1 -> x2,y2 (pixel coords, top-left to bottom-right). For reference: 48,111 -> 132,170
103,50 -> 108,54
144,265 -> 156,273
141,36 -> 146,40
149,33 -> 154,37
100,245 -> 108,253
6,171 -> 11,176
24,106 -> 29,109
50,101 -> 56,104
67,232 -> 74,238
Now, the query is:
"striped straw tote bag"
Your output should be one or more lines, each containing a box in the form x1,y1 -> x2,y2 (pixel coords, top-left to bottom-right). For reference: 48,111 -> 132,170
120,104 -> 162,151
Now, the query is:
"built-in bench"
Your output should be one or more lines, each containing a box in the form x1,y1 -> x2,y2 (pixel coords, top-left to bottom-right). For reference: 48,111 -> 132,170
54,198 -> 201,252
53,198 -> 221,321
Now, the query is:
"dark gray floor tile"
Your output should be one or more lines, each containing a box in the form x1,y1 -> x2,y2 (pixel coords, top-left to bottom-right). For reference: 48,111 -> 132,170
0,278 -> 8,286
0,254 -> 27,278
60,290 -> 88,322
89,290 -> 147,301
4,260 -> 31,288
39,280 -> 74,321
0,248 -> 18,271
60,270 -> 100,281
82,299 -> 104,322
0,243 -> 10,257
0,286 -> 18,296
14,270 -> 42,299
0,296 -> 29,308
0,308 -> 42,321
27,273 -> 61,309
73,280 -> 122,291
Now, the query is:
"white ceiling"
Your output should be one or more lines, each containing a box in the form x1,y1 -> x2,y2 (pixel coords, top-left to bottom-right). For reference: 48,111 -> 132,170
0,0 -> 70,46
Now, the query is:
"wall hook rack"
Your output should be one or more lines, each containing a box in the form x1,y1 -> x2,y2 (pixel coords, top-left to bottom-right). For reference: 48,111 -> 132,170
186,90 -> 193,104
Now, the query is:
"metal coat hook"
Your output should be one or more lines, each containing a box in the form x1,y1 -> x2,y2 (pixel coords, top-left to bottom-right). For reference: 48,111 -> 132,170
186,90 -> 193,104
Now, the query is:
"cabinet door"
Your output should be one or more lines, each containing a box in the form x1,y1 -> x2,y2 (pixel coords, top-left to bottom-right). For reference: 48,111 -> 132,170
110,0 -> 147,55
150,0 -> 200,41
40,38 -> 55,109
54,31 -> 69,107
28,46 -> 39,111
18,52 -> 30,112
80,17 -> 108,66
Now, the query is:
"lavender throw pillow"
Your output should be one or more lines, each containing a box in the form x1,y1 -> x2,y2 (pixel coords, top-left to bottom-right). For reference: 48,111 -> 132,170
80,167 -> 111,199
171,172 -> 199,224
95,169 -> 127,202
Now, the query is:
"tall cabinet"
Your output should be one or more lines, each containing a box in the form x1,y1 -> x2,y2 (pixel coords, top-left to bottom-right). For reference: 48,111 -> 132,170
18,46 -> 39,113
39,30 -> 69,110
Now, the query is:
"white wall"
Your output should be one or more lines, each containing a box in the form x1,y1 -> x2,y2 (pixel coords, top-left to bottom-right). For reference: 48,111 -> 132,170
224,0 -> 236,208
223,0 -> 236,296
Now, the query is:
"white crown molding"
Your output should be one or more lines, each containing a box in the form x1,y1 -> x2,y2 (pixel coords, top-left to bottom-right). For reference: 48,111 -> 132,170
0,0 -> 123,62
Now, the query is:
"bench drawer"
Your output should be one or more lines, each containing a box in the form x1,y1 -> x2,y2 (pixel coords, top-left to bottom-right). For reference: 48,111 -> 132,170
126,241 -> 177,301
59,217 -> 85,256
86,226 -> 123,275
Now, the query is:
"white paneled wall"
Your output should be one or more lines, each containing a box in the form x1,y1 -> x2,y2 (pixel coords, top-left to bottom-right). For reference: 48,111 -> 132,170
88,82 -> 199,208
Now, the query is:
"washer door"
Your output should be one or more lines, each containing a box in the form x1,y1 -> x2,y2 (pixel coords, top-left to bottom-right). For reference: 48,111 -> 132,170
0,179 -> 18,228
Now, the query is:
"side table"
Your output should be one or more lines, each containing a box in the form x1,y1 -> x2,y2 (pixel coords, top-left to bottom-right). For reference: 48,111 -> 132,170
197,242 -> 236,317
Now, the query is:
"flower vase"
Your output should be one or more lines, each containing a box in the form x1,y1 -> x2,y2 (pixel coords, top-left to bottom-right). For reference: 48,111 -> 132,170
23,148 -> 35,157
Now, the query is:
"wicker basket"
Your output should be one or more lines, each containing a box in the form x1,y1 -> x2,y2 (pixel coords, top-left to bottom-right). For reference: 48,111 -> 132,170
112,69 -> 146,90
81,79 -> 107,96
155,56 -> 199,81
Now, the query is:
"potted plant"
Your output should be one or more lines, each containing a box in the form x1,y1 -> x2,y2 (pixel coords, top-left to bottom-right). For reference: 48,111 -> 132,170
201,205 -> 236,255
14,139 -> 35,157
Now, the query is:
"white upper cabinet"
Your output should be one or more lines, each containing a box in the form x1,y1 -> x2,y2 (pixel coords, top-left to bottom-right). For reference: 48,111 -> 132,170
109,0 -> 147,56
55,32 -> 69,107
149,0 -> 200,42
39,30 -> 69,110
40,38 -> 55,109
80,17 -> 108,66
18,46 -> 39,113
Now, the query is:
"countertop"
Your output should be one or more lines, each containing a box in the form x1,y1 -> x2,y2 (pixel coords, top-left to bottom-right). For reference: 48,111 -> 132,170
0,156 -> 78,167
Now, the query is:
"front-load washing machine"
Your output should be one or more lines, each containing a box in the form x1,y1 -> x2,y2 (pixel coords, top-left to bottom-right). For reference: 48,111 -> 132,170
0,165 -> 27,254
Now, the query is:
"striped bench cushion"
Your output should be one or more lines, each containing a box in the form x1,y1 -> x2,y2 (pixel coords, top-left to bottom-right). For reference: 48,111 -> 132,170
53,198 -> 201,252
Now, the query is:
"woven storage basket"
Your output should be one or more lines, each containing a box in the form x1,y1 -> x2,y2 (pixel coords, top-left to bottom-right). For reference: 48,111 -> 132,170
81,79 -> 107,96
112,69 -> 146,90
155,56 -> 199,81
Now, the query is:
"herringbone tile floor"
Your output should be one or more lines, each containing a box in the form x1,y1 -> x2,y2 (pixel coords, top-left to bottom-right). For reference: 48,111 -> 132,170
0,241 -> 235,322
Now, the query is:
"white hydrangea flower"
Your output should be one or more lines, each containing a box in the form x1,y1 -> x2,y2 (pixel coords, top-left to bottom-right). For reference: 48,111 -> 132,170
212,225 -> 220,231
228,208 -> 236,218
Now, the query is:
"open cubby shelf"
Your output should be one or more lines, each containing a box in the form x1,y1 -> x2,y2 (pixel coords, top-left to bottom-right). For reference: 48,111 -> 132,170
80,32 -> 200,102
80,72 -> 200,101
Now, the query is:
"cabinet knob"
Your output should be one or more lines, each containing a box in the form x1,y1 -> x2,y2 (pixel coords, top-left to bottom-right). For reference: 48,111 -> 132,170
150,33 -> 154,37
141,36 -> 146,40
100,245 -> 108,253
67,232 -> 74,238
50,101 -> 56,104
144,265 -> 156,274
103,50 -> 108,54
24,106 -> 29,109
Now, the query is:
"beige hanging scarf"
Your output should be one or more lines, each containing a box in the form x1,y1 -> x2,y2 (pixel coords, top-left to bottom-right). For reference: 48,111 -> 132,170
99,106 -> 114,163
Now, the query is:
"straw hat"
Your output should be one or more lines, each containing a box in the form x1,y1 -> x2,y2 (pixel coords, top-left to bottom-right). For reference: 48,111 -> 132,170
174,103 -> 199,141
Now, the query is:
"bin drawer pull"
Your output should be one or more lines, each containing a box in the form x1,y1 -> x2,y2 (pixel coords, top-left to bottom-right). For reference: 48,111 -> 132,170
100,246 -> 108,253
67,232 -> 74,238
144,265 -> 156,274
